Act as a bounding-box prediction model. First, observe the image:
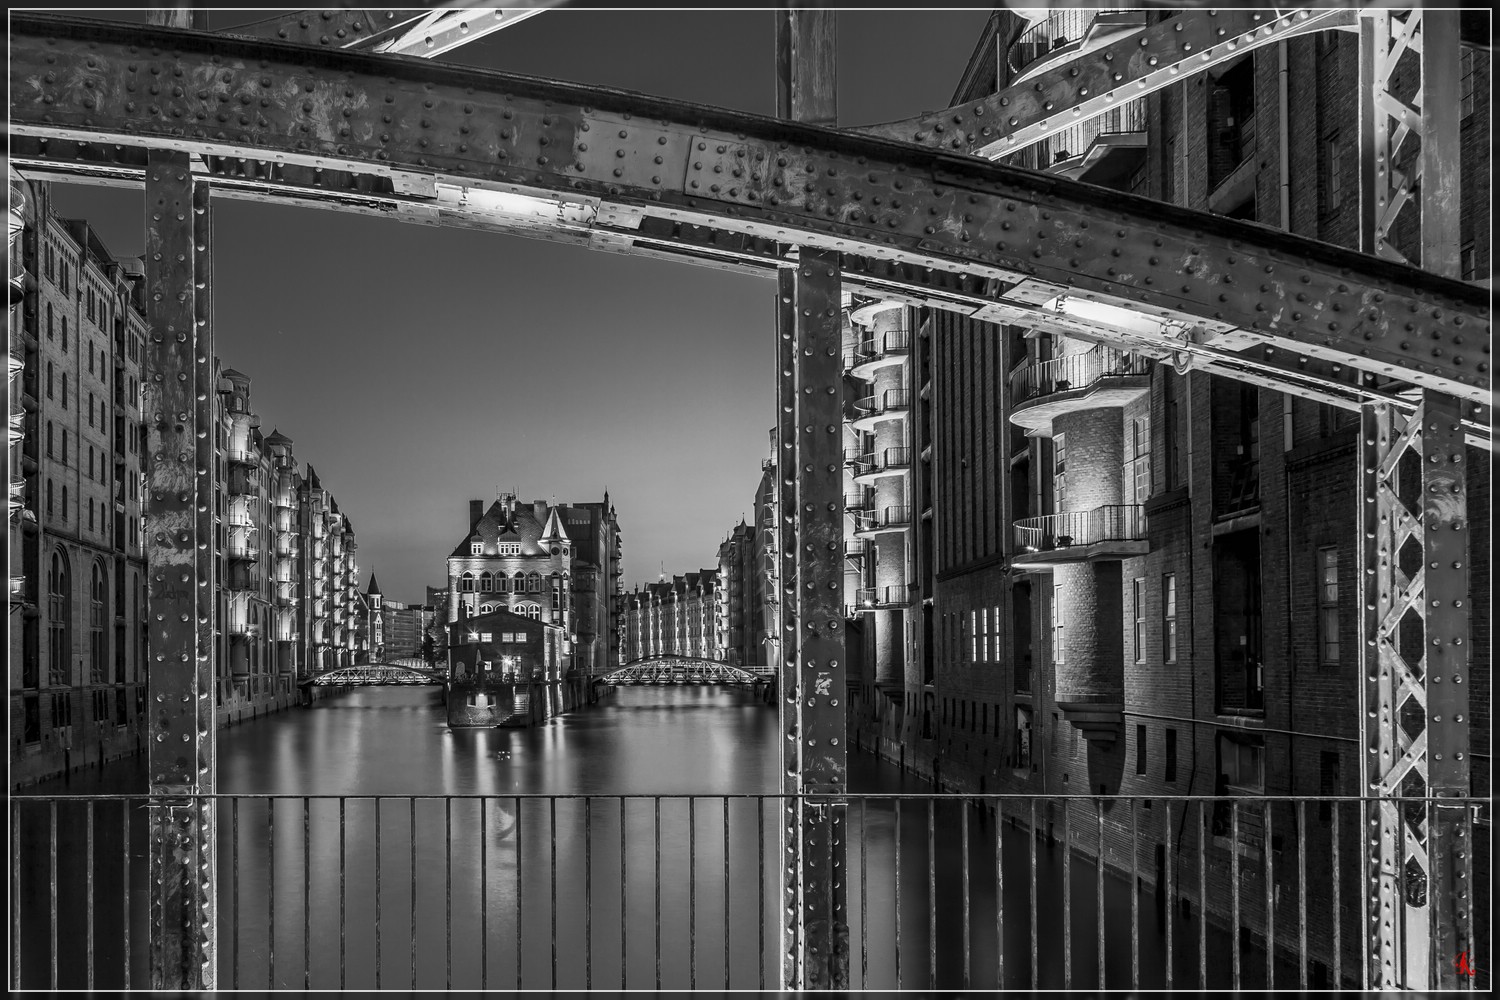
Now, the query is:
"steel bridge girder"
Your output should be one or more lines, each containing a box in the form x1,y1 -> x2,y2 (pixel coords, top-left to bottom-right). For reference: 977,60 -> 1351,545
7,13 -> 1489,407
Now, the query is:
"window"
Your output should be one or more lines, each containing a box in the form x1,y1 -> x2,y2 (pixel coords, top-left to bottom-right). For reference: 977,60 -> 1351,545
1324,136 -> 1344,213
1318,547 -> 1339,665
61,485 -> 67,520
479,571 -> 493,593
47,302 -> 54,339
1162,574 -> 1178,663
1461,48 -> 1476,120
48,549 -> 70,686
61,316 -> 68,350
1462,242 -> 1477,282
1015,707 -> 1032,768
970,609 -> 979,661
1319,751 -> 1340,821
527,572 -> 542,594
46,479 -> 53,516
479,631 -> 492,642
61,429 -> 68,465
1135,724 -> 1147,775
1053,433 -> 1067,508
1133,578 -> 1145,662
459,572 -> 474,592
470,542 -> 482,555
89,562 -> 107,684
47,362 -> 54,399
46,421 -> 53,459
62,373 -> 68,408
1165,728 -> 1177,783
1129,416 -> 1151,502
1051,585 -> 1065,665
1213,734 -> 1265,837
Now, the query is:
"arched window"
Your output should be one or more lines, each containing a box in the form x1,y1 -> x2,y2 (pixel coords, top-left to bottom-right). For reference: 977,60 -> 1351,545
460,572 -> 474,593
514,572 -> 526,592
90,562 -> 107,684
520,603 -> 542,621
481,604 -> 495,615
526,572 -> 542,594
479,571 -> 493,593
48,549 -> 71,686
496,574 -> 510,593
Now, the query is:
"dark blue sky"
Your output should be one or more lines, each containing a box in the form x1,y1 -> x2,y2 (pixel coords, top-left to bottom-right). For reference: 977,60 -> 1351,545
46,7 -> 994,605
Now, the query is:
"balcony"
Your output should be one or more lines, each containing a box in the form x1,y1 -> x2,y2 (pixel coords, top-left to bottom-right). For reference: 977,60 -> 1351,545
1012,505 -> 1148,567
843,493 -> 873,515
851,388 -> 911,432
1009,99 -> 1148,189
854,585 -> 912,611
1007,8 -> 1146,84
228,464 -> 262,497
849,330 -> 911,379
1008,346 -> 1150,437
853,505 -> 912,538
851,447 -> 912,485
226,446 -> 257,467
226,529 -> 259,562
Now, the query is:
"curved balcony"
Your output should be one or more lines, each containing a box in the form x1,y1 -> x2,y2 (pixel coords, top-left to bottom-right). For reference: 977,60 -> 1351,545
851,446 -> 912,485
854,585 -> 912,611
228,463 -> 262,497
853,505 -> 912,538
1008,346 -> 1150,437
1008,99 -> 1148,187
843,492 -> 873,515
1008,8 -> 1146,84
1012,505 -> 1148,567
226,528 -> 259,562
851,388 -> 911,432
849,330 -> 911,379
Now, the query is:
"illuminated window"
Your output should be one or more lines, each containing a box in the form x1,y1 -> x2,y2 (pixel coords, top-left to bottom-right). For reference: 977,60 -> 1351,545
470,542 -> 482,555
1133,578 -> 1146,662
1130,416 -> 1151,503
970,609 -> 978,662
1051,585 -> 1064,665
479,571 -> 493,593
1053,433 -> 1067,508
1317,547 -> 1339,665
1162,574 -> 1177,663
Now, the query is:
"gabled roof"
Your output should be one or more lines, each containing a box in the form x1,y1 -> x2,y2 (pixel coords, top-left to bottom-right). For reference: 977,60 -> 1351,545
367,573 -> 381,595
449,499 -> 552,560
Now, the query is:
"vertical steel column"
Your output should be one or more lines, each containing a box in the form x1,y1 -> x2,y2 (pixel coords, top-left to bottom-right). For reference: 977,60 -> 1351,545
775,6 -> 842,990
144,151 -> 217,990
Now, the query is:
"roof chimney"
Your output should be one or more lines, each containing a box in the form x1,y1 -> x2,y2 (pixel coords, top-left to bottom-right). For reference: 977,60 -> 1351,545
470,500 -> 483,530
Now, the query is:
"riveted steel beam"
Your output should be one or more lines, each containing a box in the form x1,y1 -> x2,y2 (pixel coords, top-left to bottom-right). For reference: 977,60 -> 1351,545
859,8 -> 1353,158
774,266 -> 802,989
143,150 -> 217,990
225,9 -> 427,49
8,13 -> 1488,407
372,7 -> 552,59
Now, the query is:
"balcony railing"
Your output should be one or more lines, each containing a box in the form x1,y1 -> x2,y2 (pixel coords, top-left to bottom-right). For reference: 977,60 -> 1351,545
1007,98 -> 1148,173
13,791 -> 1477,991
855,505 -> 912,534
1014,505 -> 1147,552
1009,346 -> 1149,406
854,585 -> 911,609
852,448 -> 911,478
852,388 -> 911,422
851,329 -> 911,367
843,493 -> 872,513
1007,8 -> 1142,80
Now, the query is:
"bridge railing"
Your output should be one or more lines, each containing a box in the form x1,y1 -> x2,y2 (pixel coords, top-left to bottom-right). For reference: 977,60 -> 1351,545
12,792 -> 1487,991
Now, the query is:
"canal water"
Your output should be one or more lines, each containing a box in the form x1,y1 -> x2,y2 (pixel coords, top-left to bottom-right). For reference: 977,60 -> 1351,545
16,685 -> 1285,990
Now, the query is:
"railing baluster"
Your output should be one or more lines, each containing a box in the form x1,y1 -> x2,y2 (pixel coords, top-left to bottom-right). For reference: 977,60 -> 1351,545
928,798 -> 936,989
122,800 -> 130,991
49,799 -> 56,990
1130,797 -> 1139,990
515,796 -> 522,991
894,797 -> 901,990
1230,801 -> 1240,990
338,797 -> 345,990
994,799 -> 1003,990
1198,801 -> 1206,990
1297,800 -> 1307,990
86,800 -> 94,990
1063,801 -> 1071,991
409,797 -> 417,991
620,797 -> 627,990
756,796 -> 764,991
446,797 -> 453,990
375,797 -> 382,991
961,800 -> 971,988
654,796 -> 661,991
1164,799 -> 1173,991
303,796 -> 311,990
689,796 -> 697,989
860,798 -> 868,989
480,798 -> 487,990
11,800 -> 19,991
268,798 -> 276,989
550,796 -> 557,989
1096,797 -> 1105,988
1338,803 -> 1350,989
1263,800 -> 1274,989
1029,799 -> 1038,989
722,797 -> 729,989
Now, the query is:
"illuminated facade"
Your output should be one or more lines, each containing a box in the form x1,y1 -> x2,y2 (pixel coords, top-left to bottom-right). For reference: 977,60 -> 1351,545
621,570 -> 721,664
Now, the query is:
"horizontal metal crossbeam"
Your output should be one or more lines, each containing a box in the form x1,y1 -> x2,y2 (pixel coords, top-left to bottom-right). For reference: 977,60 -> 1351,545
8,13 -> 1489,407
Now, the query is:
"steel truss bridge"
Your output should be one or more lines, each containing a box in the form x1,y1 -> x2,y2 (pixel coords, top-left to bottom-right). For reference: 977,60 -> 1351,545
303,664 -> 445,687
600,657 -> 770,687
5,5 -> 1486,991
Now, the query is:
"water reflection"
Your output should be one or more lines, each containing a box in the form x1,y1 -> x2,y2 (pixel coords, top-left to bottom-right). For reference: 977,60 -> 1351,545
18,686 -> 1297,989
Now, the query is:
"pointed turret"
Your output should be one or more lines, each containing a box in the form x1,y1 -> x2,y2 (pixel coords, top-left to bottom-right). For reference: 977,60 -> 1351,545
367,573 -> 382,596
540,505 -> 566,543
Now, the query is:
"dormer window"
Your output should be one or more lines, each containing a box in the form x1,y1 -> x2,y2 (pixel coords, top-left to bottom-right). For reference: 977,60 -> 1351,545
471,543 -> 482,555
499,543 -> 520,556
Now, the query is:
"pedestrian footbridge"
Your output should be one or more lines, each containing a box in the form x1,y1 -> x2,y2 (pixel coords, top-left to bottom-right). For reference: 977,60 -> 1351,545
302,663 -> 445,687
598,656 -> 770,687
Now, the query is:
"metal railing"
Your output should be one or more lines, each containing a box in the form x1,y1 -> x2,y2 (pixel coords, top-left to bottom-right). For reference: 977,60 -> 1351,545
852,330 -> 911,366
1009,346 -> 1149,406
1014,505 -> 1147,551
843,493 -> 872,513
855,505 -> 912,533
853,388 -> 912,421
1007,98 -> 1148,172
11,792 -> 1488,991
853,448 -> 911,477
1007,8 -> 1141,79
854,586 -> 911,609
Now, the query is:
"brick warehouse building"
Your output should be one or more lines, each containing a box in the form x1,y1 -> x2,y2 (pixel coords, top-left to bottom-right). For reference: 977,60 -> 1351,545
446,492 -> 623,678
621,570 -> 721,664
9,182 -> 365,787
840,9 -> 1490,986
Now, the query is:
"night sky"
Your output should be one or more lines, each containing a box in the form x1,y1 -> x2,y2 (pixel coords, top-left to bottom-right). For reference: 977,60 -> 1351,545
43,7 -> 994,605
